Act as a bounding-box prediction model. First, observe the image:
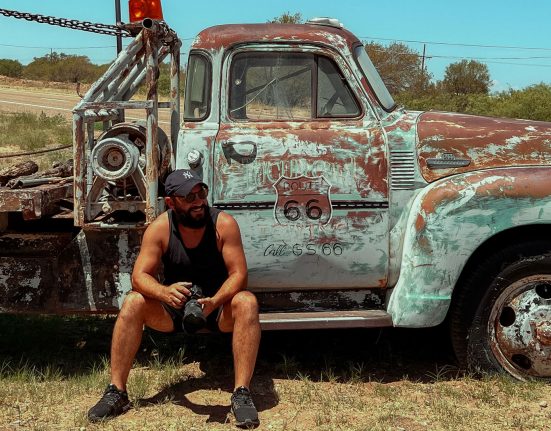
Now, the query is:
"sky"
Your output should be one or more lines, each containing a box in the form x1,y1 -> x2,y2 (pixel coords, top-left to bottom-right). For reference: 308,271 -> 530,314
1,0 -> 551,92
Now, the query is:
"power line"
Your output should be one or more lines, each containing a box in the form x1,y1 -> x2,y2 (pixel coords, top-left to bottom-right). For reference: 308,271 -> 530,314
430,54 -> 551,61
370,47 -> 551,60
469,60 -> 551,68
362,35 -> 551,51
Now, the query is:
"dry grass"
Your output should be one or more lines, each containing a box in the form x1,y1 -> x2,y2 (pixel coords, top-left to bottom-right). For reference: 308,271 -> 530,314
0,75 -> 90,94
0,111 -> 72,171
0,315 -> 549,431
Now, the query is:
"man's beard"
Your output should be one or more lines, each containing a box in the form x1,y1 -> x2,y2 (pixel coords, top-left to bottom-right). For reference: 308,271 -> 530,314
174,204 -> 209,228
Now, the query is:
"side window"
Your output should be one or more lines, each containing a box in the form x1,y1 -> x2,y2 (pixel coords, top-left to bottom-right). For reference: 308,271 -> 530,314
317,57 -> 361,117
229,52 -> 360,121
230,53 -> 312,121
184,53 -> 211,121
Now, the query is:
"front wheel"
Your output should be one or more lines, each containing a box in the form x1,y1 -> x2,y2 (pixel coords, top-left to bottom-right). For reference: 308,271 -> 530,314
450,241 -> 551,380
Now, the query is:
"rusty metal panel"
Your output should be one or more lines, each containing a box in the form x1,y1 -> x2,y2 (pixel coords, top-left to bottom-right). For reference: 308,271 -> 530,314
0,227 -> 143,313
0,184 -> 71,220
388,167 -> 551,327
255,289 -> 386,312
192,23 -> 360,53
0,232 -> 73,312
212,122 -> 389,290
417,112 -> 551,183
144,26 -> 160,223
58,227 -> 144,312
382,109 -> 428,287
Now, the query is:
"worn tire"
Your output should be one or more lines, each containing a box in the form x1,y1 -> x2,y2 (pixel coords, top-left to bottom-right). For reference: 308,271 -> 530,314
450,240 -> 551,381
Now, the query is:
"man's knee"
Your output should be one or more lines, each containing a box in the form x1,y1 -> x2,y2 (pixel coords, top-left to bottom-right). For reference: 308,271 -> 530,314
231,291 -> 259,317
119,291 -> 147,318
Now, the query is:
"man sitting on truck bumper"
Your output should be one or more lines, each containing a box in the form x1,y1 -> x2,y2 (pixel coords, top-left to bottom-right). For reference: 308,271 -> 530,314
88,169 -> 261,428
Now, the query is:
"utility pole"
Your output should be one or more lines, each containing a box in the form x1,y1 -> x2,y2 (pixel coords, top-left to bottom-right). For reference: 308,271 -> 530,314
115,0 -> 122,55
420,43 -> 427,92
421,43 -> 426,74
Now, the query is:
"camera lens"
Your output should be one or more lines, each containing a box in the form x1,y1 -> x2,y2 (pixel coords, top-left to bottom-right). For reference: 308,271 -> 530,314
182,284 -> 206,333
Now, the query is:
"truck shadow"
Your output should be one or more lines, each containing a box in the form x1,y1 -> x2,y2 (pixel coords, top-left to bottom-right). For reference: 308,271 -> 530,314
256,326 -> 459,384
0,314 -> 460,391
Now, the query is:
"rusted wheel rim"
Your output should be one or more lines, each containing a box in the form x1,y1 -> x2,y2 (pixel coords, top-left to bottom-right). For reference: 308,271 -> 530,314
489,274 -> 551,380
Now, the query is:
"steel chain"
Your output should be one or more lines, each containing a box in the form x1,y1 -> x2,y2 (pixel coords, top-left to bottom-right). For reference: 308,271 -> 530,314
0,8 -> 132,37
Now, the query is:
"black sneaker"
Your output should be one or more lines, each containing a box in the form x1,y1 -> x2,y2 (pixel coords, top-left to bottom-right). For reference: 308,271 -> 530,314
231,386 -> 259,429
88,384 -> 131,422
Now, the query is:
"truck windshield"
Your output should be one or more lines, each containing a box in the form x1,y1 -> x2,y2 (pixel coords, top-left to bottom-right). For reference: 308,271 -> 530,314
353,45 -> 396,112
184,53 -> 211,121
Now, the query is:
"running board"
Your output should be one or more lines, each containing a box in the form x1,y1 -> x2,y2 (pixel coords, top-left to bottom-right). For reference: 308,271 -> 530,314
259,310 -> 393,330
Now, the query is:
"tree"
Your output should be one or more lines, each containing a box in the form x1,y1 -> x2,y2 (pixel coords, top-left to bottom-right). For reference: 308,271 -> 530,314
22,52 -> 101,83
0,59 -> 23,78
269,12 -> 303,24
365,42 -> 430,95
442,60 -> 491,95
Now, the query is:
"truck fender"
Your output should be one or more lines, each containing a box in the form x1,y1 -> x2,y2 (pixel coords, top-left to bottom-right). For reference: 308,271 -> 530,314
387,166 -> 551,327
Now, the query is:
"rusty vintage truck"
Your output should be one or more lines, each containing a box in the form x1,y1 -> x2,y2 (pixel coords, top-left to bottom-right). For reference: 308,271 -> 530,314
0,11 -> 550,381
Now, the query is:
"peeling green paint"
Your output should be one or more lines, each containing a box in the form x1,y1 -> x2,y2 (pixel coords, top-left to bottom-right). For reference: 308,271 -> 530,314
388,167 -> 551,327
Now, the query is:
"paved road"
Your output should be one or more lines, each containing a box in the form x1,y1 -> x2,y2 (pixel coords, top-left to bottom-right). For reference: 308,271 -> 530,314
0,85 -> 174,129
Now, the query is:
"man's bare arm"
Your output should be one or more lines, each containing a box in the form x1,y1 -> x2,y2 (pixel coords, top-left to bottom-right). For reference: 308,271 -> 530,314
131,215 -> 190,308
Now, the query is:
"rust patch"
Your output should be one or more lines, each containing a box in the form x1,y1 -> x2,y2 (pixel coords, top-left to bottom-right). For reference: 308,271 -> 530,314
216,123 -> 388,199
417,112 -> 551,183
0,184 -> 72,220
193,23 -> 360,52
535,321 -> 551,346
415,213 -> 425,231
419,167 -> 551,217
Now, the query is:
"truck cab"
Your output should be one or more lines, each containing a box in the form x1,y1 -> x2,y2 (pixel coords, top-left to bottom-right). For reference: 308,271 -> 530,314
181,21 -> 393,292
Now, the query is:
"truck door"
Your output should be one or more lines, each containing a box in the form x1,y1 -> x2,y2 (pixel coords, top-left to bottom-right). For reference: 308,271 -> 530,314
213,46 -> 389,289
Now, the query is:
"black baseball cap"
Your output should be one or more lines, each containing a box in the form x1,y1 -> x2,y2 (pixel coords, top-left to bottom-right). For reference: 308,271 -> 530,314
164,169 -> 207,197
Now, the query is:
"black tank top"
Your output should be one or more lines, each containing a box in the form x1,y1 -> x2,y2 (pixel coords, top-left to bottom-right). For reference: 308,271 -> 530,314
162,207 -> 229,297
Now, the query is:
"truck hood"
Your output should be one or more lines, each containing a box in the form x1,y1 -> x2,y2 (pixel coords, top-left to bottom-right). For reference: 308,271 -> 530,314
416,111 -> 551,182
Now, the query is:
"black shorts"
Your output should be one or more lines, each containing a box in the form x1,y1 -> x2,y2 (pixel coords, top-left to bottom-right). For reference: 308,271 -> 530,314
162,303 -> 223,334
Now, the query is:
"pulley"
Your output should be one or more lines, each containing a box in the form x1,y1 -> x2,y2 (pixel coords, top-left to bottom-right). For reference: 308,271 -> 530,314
91,136 -> 141,181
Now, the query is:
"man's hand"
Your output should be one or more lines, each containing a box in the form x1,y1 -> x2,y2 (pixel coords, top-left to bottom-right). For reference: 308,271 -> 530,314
164,281 -> 191,309
197,297 -> 217,317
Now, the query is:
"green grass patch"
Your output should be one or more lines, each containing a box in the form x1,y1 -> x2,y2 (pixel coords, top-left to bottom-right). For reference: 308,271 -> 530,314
0,111 -> 71,151
0,111 -> 73,171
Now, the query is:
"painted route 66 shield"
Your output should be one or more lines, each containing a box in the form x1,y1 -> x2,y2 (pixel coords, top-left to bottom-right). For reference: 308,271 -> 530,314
273,176 -> 332,226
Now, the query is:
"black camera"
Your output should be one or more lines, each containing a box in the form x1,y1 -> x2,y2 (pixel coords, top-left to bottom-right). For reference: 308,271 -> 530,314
182,284 -> 206,333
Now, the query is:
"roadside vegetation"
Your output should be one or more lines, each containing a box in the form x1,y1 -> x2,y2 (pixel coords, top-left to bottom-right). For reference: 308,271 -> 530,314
0,314 -> 549,430
0,53 -> 184,98
0,112 -> 72,170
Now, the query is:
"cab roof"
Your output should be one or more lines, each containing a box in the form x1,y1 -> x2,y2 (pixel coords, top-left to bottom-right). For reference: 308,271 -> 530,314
191,23 -> 361,52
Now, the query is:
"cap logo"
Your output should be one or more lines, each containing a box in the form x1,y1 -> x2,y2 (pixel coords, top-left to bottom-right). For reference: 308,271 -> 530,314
181,171 -> 194,179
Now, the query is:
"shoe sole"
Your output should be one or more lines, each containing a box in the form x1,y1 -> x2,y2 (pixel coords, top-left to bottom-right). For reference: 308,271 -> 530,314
234,418 -> 260,429
88,402 -> 131,422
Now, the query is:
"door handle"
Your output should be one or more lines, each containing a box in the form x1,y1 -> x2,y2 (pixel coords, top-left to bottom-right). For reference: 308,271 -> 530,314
221,141 -> 257,157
